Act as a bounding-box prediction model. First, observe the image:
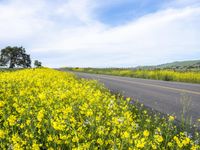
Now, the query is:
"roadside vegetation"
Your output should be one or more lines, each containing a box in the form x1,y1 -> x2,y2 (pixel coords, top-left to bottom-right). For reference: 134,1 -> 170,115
67,68 -> 200,84
0,68 -> 199,149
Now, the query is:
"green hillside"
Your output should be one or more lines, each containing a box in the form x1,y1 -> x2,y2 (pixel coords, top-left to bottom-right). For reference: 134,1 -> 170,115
134,60 -> 200,71
157,60 -> 200,69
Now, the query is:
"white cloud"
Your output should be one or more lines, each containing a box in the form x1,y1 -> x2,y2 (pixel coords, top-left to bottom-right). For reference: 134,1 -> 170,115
56,0 -> 94,24
0,0 -> 200,67
0,0 -> 52,41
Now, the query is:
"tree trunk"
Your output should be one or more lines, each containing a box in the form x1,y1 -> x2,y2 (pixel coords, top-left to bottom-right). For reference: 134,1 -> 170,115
9,60 -> 14,68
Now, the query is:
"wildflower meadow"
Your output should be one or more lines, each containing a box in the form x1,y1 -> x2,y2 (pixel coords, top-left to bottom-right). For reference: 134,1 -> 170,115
0,68 -> 199,149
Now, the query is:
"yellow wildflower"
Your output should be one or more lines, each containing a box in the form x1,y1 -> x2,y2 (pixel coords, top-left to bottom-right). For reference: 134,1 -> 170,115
169,115 -> 175,121
0,130 -> 5,139
167,142 -> 173,147
136,139 -> 146,148
38,93 -> 46,100
47,135 -> 53,142
72,136 -> 79,143
26,119 -> 31,125
86,109 -> 93,117
13,143 -> 23,150
0,101 -> 5,107
32,143 -> 40,150
122,131 -> 130,139
97,138 -> 104,145
7,115 -> 17,126
155,135 -> 163,143
152,144 -> 157,149
143,130 -> 149,137
37,109 -> 44,122
182,137 -> 190,146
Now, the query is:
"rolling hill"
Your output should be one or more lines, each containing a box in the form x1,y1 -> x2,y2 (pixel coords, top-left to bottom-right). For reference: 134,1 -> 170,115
135,60 -> 200,71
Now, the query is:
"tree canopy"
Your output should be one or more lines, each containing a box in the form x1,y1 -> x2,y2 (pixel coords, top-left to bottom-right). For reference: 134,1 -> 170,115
0,46 -> 31,68
34,60 -> 42,68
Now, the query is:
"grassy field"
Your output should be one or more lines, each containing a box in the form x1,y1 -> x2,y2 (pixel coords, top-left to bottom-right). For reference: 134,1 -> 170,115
0,68 -> 199,149
68,68 -> 200,84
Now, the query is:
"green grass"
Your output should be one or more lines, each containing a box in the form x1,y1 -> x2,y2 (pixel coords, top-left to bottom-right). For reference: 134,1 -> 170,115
64,68 -> 200,84
131,60 -> 200,71
158,60 -> 200,69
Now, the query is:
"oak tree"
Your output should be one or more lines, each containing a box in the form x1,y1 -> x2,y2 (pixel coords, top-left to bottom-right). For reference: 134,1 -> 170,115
0,46 -> 31,68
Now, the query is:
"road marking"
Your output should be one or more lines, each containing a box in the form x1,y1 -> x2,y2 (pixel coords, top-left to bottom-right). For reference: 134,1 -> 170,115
93,75 -> 200,96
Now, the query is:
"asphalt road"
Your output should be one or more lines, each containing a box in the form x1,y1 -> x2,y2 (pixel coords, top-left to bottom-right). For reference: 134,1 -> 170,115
71,71 -> 200,123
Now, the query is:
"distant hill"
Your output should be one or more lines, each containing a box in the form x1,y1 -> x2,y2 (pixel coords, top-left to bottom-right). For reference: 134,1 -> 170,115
134,60 -> 200,71
157,60 -> 200,69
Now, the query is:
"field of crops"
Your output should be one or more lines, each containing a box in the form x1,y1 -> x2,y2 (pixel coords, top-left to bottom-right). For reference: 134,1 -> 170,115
70,68 -> 200,84
0,68 -> 199,149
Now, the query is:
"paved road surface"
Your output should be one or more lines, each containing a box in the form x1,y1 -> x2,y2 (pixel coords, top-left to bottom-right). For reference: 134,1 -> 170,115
70,71 -> 200,123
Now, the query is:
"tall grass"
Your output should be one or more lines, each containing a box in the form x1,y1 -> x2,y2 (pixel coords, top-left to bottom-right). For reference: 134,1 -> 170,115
70,68 -> 200,84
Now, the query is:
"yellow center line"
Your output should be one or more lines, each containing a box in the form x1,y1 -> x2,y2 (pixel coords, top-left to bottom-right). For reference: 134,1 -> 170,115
96,75 -> 200,96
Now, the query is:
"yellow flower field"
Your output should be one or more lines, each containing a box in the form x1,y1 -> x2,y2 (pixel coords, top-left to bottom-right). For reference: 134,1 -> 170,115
0,68 -> 199,149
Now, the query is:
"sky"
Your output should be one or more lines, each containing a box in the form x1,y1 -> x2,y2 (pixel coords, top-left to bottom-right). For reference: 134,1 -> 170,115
0,0 -> 200,67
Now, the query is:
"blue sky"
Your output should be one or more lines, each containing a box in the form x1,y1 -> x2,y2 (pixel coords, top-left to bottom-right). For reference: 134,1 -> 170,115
95,0 -> 171,25
0,0 -> 200,67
